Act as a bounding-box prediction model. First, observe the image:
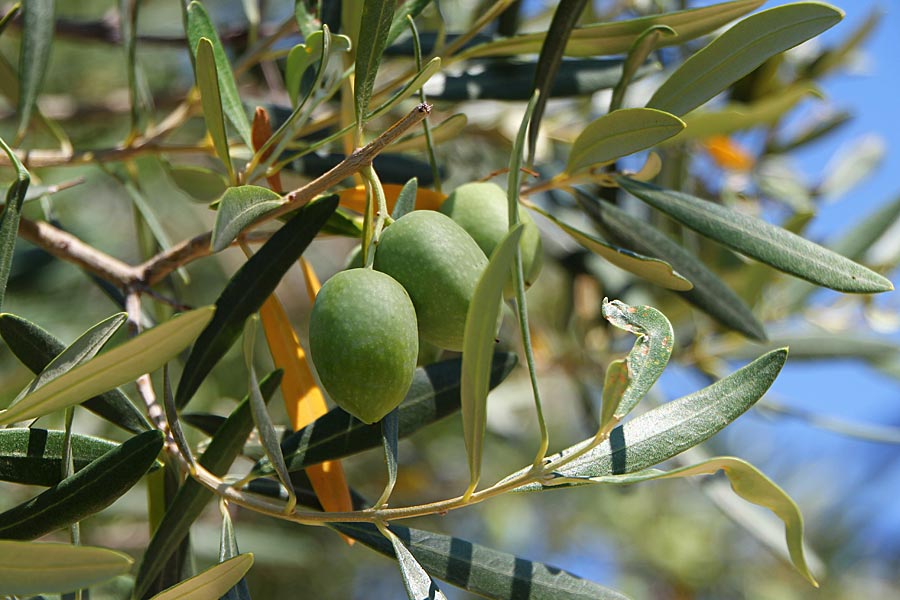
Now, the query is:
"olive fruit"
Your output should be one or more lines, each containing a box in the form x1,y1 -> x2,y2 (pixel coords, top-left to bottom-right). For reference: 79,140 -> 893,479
308,268 -> 418,424
439,181 -> 543,297
374,210 -> 488,351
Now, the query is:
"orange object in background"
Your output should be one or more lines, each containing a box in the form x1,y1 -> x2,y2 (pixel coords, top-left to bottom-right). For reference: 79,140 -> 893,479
337,183 -> 446,215
259,275 -> 354,536
703,135 -> 756,172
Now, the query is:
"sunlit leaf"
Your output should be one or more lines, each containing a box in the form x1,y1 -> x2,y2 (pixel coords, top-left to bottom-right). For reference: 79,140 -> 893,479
0,307 -> 214,426
0,313 -> 151,433
187,1 -> 253,148
647,3 -> 843,116
385,0 -> 432,47
582,194 -> 766,340
566,108 -> 684,174
0,429 -> 163,539
379,524 -> 449,600
354,0 -> 395,129
0,541 -> 133,595
369,56 -> 440,120
149,554 -> 254,600
391,178 -> 418,220
617,177 -> 893,294
16,0 -> 54,138
211,185 -> 285,252
461,226 -> 523,493
511,348 -> 787,490
583,457 -> 818,586
195,37 -> 234,181
609,25 -> 675,112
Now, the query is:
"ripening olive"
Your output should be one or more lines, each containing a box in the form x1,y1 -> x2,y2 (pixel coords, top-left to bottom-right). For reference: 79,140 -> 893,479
308,268 -> 418,424
374,210 -> 488,351
439,181 -> 543,297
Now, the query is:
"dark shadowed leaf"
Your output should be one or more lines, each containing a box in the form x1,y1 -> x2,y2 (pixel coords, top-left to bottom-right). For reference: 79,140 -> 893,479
251,353 -> 517,478
187,1 -> 253,148
386,0 -> 432,47
0,428 -> 129,486
211,185 -> 285,252
583,195 -> 766,340
647,3 -> 843,116
425,59 -> 658,102
16,0 -> 54,138
133,371 -> 281,600
150,554 -> 254,600
333,522 -> 629,600
0,313 -> 151,433
380,524 -> 449,600
0,429 -> 163,539
510,348 -> 787,490
0,541 -> 133,595
175,196 -> 337,409
527,0 -> 589,162
617,177 -> 893,294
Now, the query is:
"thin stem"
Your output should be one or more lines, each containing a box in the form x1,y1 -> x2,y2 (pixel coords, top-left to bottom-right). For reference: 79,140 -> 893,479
407,15 -> 442,193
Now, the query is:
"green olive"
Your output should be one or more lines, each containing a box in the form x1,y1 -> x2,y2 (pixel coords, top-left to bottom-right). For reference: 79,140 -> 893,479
439,181 -> 543,297
308,268 -> 418,424
374,210 -> 488,351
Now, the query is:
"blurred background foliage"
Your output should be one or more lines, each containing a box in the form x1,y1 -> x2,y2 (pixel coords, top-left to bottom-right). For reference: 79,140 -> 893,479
1,0 -> 899,598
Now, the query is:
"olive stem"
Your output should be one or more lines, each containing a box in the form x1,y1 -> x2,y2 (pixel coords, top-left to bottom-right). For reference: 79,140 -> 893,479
362,163 -> 389,269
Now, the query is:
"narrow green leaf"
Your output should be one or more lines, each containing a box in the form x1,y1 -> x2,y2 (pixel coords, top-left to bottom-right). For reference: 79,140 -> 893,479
375,408 -> 400,508
149,554 -> 254,600
528,0 -> 590,163
354,0 -> 396,129
379,524 -> 449,600
818,135 -> 885,201
527,202 -> 692,291
599,360 -> 628,433
175,196 -> 337,409
211,185 -> 285,252
0,541 -> 133,595
462,0 -> 764,59
252,353 -> 517,478
385,0 -> 432,47
133,372 -> 281,600
776,194 -> 900,311
0,4 -> 21,36
0,313 -> 152,433
0,428 -> 123,486
610,26 -> 675,112
285,37 -> 322,108
187,1 -> 253,148
583,194 -> 766,340
647,3 -> 843,116
243,317 -> 295,507
195,37 -> 234,181
0,429 -> 163,539
121,0 -> 142,137
0,137 -> 29,310
294,0 -> 319,38
333,522 -> 629,600
566,108 -> 684,174
391,178 -> 418,220
218,503 -> 251,600
461,226 -> 523,493
425,58 -> 658,102
617,177 -> 894,294
17,313 -> 127,400
585,457 -> 818,586
16,0 -> 54,138
601,299 -> 674,421
165,164 -> 228,203
0,307 -> 214,426
512,348 -> 788,490
123,178 -> 190,283
708,332 -> 897,363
